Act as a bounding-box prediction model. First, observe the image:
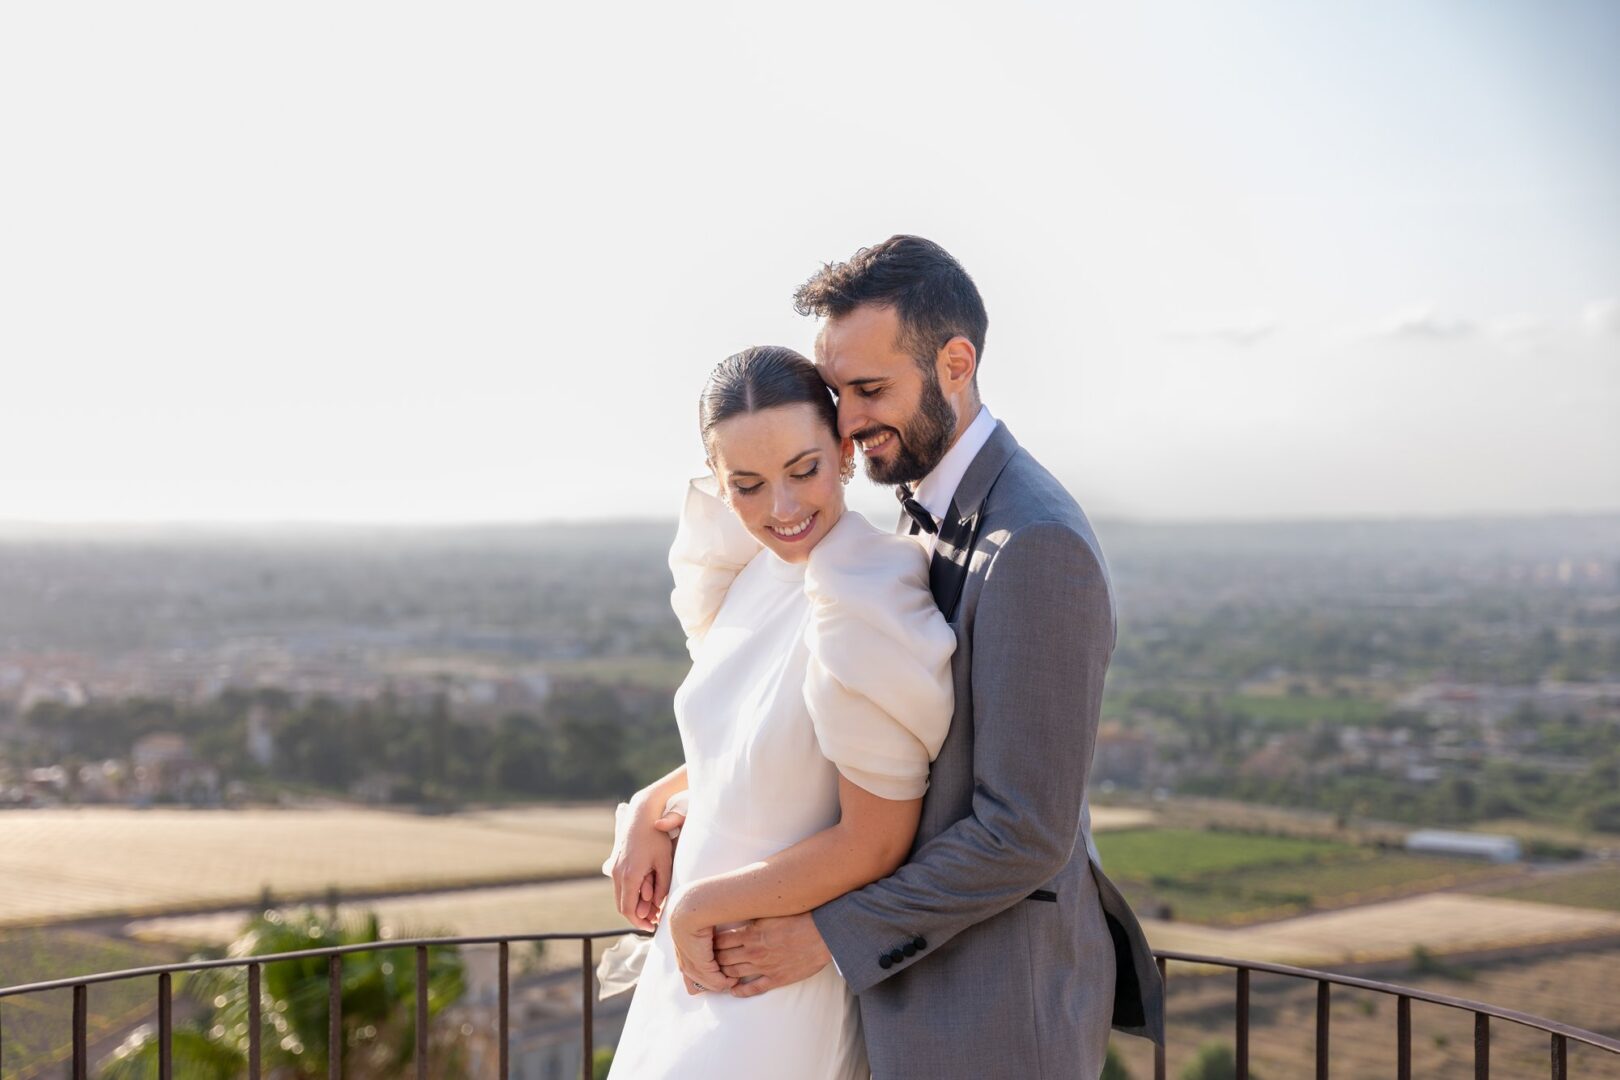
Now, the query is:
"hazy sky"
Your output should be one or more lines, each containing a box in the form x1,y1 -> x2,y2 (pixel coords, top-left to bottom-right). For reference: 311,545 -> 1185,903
2,0 -> 1616,526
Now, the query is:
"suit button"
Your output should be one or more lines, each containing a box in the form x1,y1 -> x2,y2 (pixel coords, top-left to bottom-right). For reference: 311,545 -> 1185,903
902,942 -> 917,957
913,937 -> 927,951
878,954 -> 893,970
887,948 -> 905,965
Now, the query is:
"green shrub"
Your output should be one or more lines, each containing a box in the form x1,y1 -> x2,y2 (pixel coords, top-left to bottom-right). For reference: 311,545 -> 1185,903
1181,1042 -> 1257,1080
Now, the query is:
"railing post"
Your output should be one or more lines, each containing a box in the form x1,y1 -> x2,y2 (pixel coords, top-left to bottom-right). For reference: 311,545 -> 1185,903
499,941 -> 511,1080
416,945 -> 430,1080
1475,1012 -> 1490,1080
1155,955 -> 1168,1080
158,970 -> 173,1080
582,938 -> 595,1080
73,983 -> 88,1080
328,953 -> 343,1079
1236,967 -> 1249,1080
248,962 -> 262,1080
1316,980 -> 1330,1080
1397,994 -> 1411,1080
1551,1032 -> 1567,1080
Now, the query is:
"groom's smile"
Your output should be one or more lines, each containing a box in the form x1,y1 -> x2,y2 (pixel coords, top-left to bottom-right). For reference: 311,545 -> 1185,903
816,305 -> 963,487
854,428 -> 897,457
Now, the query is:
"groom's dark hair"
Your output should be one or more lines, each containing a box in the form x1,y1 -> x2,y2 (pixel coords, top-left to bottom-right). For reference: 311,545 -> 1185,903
793,235 -> 988,374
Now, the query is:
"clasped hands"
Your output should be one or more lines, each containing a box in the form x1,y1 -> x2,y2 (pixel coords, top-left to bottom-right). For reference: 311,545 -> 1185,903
609,798 -> 831,998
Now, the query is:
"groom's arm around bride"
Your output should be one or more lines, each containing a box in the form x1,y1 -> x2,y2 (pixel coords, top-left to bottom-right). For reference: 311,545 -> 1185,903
712,236 -> 1164,1079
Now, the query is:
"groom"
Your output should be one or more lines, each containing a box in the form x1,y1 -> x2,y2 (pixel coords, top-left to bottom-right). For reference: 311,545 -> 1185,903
631,235 -> 1165,1078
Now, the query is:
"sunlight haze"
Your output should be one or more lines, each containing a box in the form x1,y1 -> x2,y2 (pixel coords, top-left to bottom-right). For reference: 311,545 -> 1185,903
2,0 -> 1616,525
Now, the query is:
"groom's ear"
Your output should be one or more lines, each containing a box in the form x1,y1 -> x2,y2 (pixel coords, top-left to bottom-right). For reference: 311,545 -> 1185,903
937,336 -> 978,396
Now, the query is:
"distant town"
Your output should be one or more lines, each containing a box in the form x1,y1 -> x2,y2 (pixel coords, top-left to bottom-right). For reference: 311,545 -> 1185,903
3,513 -> 1615,834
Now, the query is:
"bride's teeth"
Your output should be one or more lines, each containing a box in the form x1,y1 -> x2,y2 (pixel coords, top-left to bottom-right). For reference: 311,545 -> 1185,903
772,514 -> 814,537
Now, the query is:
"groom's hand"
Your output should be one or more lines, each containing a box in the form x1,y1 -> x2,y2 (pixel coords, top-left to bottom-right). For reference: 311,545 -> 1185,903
713,913 -> 831,998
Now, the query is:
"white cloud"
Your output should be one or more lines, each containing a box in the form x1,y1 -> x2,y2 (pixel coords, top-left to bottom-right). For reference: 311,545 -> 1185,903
1368,304 -> 1475,342
1165,312 -> 1279,346
1582,298 -> 1620,337
1483,314 -> 1551,349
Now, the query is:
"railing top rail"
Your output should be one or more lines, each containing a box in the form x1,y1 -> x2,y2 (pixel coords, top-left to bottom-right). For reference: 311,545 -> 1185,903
2,936 -> 1614,1060
1154,949 -> 1620,1055
0,928 -> 645,999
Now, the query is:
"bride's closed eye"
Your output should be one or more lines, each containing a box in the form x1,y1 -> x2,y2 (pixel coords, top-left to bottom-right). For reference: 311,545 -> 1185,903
735,463 -> 818,497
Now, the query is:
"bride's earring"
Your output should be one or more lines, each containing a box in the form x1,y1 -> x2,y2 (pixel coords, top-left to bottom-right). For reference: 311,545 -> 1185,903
840,455 -> 856,485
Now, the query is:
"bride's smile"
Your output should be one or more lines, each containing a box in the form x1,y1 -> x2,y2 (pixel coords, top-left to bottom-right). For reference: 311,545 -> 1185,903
706,400 -> 854,563
767,512 -> 818,542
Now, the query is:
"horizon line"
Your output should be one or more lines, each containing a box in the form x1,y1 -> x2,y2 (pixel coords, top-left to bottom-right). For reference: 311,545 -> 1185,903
2,506 -> 1618,534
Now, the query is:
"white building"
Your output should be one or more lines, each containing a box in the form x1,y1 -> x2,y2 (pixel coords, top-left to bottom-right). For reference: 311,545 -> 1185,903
1405,829 -> 1521,863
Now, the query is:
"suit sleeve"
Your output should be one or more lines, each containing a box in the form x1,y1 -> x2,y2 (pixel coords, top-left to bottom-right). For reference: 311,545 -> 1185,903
810,520 -> 1114,993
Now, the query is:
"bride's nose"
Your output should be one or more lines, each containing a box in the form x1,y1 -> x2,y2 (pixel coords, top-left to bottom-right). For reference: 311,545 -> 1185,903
770,486 -> 802,522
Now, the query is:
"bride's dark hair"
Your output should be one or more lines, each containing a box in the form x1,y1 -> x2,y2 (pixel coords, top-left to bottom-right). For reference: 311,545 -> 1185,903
699,346 -> 840,463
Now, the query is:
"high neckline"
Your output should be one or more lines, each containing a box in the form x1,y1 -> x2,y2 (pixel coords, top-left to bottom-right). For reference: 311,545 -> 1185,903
760,547 -> 809,580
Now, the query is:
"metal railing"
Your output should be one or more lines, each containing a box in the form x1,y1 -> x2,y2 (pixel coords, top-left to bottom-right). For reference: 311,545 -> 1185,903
1150,950 -> 1620,1080
4,937 -> 1618,1079
0,929 -> 635,1080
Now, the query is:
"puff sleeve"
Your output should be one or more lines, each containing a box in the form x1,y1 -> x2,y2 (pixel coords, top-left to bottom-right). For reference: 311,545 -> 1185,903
802,513 -> 956,801
667,476 -> 761,658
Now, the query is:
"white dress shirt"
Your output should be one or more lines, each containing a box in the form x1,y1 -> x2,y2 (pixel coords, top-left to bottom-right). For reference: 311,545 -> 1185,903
907,405 -> 996,549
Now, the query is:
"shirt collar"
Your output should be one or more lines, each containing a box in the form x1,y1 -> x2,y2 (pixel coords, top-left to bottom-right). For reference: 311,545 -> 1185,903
914,405 -> 995,524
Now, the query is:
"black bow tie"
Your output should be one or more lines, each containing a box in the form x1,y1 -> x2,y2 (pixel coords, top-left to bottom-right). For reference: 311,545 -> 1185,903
896,484 -> 938,535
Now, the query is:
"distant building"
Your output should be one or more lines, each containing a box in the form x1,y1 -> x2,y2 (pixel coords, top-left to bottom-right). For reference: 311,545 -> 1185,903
246,704 -> 276,767
131,732 -> 220,804
1093,724 -> 1154,788
1405,829 -> 1521,863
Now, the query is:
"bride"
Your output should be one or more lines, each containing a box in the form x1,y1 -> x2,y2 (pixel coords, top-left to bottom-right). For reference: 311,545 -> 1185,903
603,345 -> 956,1079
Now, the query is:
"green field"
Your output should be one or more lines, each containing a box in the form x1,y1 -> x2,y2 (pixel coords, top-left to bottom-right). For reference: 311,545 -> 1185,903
1484,864 -> 1620,913
1095,828 -> 1353,879
0,929 -> 181,1078
1097,828 -> 1506,925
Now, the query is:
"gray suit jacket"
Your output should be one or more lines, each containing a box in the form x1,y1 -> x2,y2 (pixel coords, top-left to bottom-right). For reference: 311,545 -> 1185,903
813,421 -> 1164,1079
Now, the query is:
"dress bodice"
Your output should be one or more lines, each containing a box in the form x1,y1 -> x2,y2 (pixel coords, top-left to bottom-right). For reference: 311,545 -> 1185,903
604,479 -> 956,1080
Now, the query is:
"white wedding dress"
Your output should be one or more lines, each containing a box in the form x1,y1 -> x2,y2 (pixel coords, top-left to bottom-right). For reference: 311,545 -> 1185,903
606,479 -> 956,1080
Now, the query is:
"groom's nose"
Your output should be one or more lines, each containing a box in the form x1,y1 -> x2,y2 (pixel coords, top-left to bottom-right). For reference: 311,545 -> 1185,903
837,402 -> 864,441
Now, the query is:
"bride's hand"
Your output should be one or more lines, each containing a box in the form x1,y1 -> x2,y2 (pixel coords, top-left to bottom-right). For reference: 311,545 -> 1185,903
667,892 -> 738,995
609,800 -> 685,931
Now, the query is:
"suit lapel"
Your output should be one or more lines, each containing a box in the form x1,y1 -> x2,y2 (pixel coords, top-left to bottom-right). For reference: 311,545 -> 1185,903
927,421 -> 1020,619
929,501 -> 977,618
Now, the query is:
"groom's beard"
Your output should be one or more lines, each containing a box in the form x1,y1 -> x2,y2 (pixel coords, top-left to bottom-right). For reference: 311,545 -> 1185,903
861,370 -> 957,486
